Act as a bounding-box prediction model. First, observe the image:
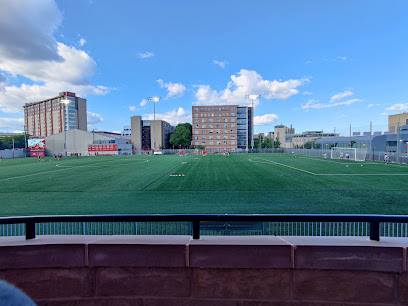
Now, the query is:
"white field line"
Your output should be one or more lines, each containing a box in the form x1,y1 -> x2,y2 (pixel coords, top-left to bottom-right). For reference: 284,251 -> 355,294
317,173 -> 408,176
297,155 -> 408,168
249,157 -> 317,175
249,156 -> 408,176
0,159 -> 149,182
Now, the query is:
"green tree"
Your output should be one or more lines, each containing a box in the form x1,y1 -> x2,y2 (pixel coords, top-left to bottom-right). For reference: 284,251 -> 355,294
0,135 -> 26,150
169,123 -> 192,148
303,140 -> 323,149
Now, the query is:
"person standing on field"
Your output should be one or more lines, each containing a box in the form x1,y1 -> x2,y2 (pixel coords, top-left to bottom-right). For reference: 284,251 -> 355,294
324,153 -> 327,160
384,153 -> 388,164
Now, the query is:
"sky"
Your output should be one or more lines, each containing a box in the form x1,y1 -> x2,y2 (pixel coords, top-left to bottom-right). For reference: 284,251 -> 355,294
0,0 -> 407,135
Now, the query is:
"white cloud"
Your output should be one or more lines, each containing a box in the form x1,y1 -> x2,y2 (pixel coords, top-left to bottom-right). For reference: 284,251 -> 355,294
302,91 -> 312,95
323,56 -> 349,62
367,104 -> 374,108
139,52 -> 154,59
213,60 -> 227,69
330,91 -> 354,103
381,112 -> 388,116
140,99 -> 148,108
305,61 -> 312,64
144,107 -> 190,125
0,117 -> 24,130
0,0 -> 62,61
129,106 -> 137,111
254,114 -> 279,126
157,79 -> 186,99
0,0 -> 111,114
79,38 -> 86,47
87,111 -> 103,129
193,69 -> 308,107
385,103 -> 408,112
301,94 -> 362,110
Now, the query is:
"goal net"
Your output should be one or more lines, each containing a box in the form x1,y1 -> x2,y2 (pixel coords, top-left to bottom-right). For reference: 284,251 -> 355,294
330,147 -> 367,161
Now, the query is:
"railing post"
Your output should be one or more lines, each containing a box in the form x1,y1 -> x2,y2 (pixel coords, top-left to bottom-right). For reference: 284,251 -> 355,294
193,220 -> 200,239
370,221 -> 380,241
25,222 -> 36,240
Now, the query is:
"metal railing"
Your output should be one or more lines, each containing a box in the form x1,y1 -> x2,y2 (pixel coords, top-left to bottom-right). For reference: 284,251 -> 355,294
1,214 -> 408,241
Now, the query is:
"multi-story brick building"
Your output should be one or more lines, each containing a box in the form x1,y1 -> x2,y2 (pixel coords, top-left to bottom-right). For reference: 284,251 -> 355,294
192,105 -> 253,152
23,92 -> 87,137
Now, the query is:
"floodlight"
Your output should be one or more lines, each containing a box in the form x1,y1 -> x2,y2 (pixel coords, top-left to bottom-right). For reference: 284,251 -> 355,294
147,97 -> 161,102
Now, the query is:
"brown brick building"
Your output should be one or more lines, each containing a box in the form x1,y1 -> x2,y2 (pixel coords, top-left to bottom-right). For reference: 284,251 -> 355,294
192,105 -> 253,152
23,92 -> 87,137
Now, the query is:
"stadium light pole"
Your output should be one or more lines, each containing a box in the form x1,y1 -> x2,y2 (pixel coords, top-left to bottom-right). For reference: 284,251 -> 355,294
60,99 -> 70,156
245,94 -> 261,153
147,97 -> 161,151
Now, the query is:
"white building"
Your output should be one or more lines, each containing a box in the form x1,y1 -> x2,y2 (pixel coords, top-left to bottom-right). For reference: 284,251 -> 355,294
45,129 -> 132,156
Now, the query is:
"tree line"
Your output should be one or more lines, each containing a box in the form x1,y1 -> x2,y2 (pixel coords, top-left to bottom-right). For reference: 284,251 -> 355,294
0,135 -> 26,150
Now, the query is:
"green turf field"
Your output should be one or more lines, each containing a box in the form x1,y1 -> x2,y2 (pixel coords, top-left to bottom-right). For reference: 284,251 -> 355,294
0,153 -> 408,217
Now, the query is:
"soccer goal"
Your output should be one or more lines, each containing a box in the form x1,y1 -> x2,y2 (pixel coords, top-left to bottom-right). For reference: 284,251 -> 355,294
330,147 -> 367,161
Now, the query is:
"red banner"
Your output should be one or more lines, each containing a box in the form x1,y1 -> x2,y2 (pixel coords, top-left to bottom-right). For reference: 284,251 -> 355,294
88,144 -> 118,152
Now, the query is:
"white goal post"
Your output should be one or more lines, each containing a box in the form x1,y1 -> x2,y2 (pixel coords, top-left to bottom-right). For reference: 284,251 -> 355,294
330,147 -> 367,161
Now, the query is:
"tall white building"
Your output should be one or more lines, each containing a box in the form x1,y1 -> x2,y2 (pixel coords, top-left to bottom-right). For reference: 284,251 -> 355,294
23,92 -> 87,137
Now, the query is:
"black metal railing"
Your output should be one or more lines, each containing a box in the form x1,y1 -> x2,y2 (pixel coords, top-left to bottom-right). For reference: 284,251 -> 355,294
1,214 -> 408,241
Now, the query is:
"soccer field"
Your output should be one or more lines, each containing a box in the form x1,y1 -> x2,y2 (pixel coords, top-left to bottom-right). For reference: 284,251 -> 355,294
0,153 -> 408,217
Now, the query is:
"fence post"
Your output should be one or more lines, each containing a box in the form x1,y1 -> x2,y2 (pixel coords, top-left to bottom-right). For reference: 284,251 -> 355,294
193,220 -> 200,239
370,221 -> 380,241
25,222 -> 36,240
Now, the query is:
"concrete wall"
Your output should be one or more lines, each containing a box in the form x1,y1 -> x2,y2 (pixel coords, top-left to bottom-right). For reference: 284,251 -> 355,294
0,149 -> 27,159
131,116 -> 142,150
77,97 -> 87,132
1,235 -> 408,305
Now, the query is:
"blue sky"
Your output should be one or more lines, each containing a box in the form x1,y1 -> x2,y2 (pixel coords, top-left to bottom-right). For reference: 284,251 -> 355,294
0,0 -> 407,135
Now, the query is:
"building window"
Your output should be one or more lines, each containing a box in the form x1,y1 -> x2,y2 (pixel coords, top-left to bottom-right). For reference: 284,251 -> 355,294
195,136 -> 199,139
209,119 -> 213,122
195,125 -> 199,128
217,136 -> 221,139
231,141 -> 235,145
224,124 -> 228,128
231,113 -> 235,116
216,124 -> 220,128
202,130 -> 206,134
216,119 -> 220,122
202,142 -> 206,145
231,107 -> 235,110
231,135 -> 235,139
202,119 -> 206,122
210,141 -> 214,145
194,108 -> 198,111
195,131 -> 199,134
231,124 -> 235,127
224,141 -> 228,145
224,130 -> 228,133
202,136 -> 206,139
231,119 -> 235,122
202,125 -> 206,128
209,136 -> 214,139
217,141 -> 221,145
224,136 -> 228,139
194,114 -> 198,117
195,142 -> 199,145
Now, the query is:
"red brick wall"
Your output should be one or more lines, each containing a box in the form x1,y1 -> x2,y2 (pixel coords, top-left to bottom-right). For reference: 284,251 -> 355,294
1,236 -> 408,305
